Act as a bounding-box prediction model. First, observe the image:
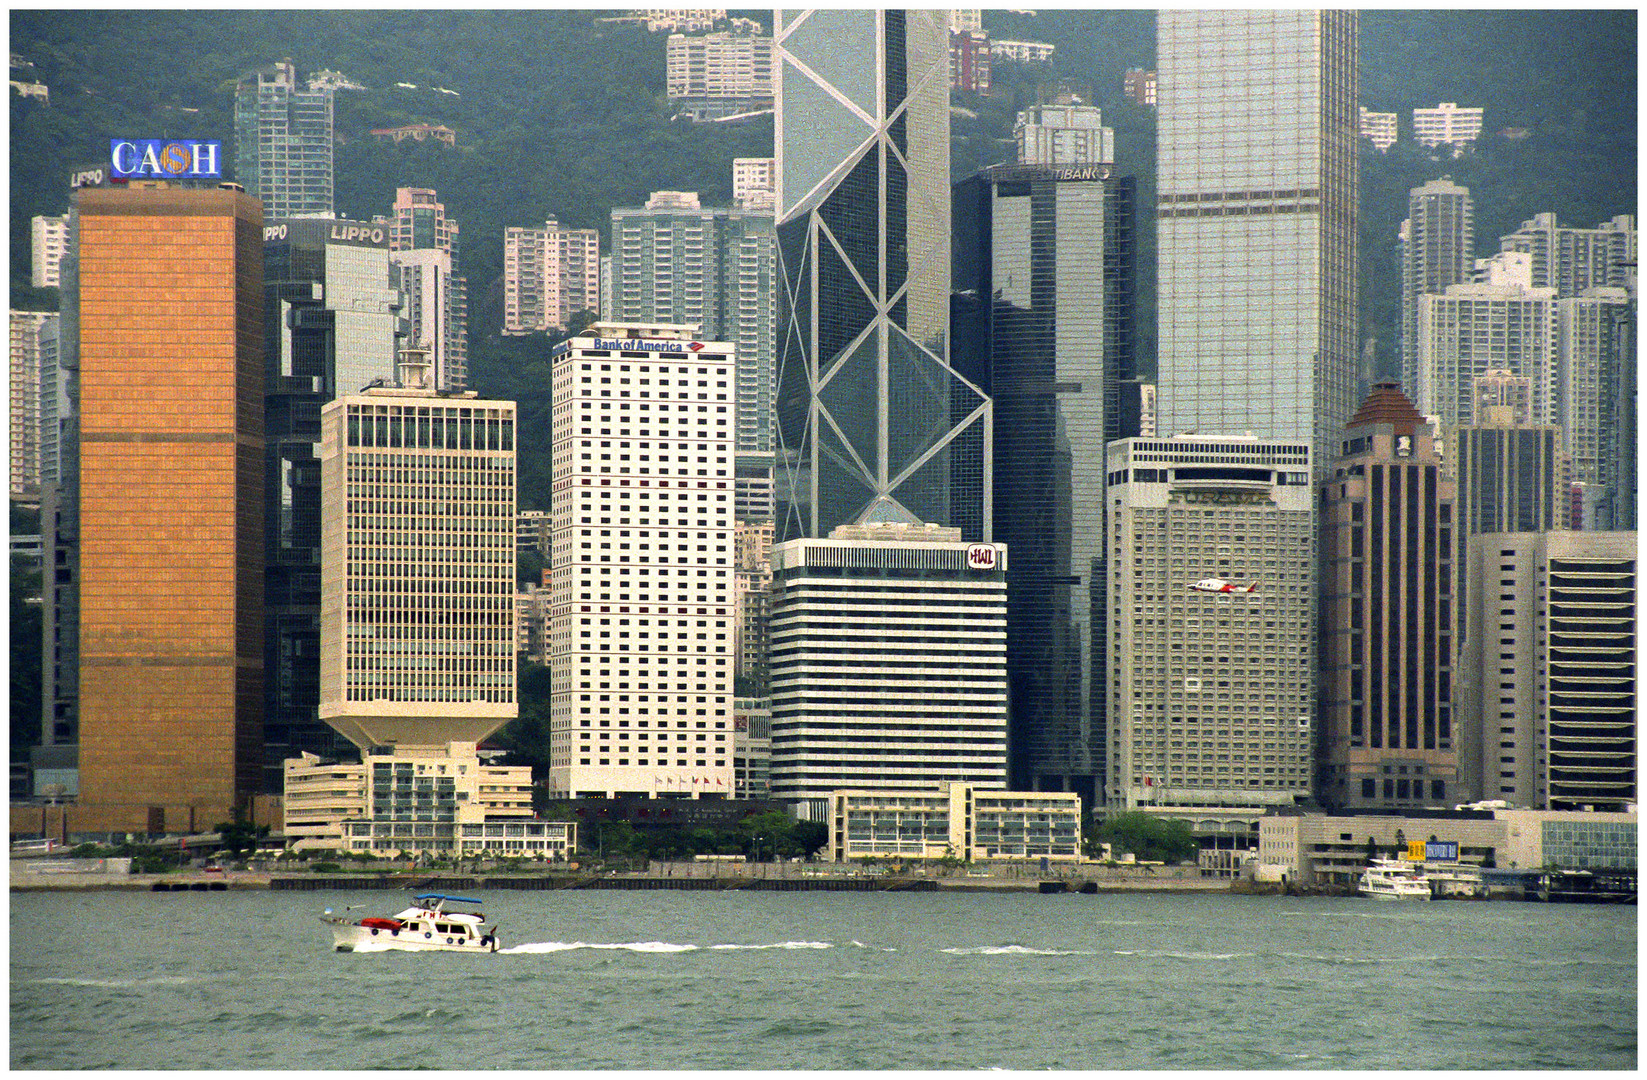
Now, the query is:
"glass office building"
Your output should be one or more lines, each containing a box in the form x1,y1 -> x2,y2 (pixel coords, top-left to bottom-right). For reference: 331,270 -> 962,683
263,218 -> 404,789
952,162 -> 1135,802
1156,10 -> 1359,473
774,9 -> 988,540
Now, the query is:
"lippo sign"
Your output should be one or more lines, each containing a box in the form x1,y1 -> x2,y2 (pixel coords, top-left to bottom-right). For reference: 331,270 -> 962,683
109,139 -> 223,180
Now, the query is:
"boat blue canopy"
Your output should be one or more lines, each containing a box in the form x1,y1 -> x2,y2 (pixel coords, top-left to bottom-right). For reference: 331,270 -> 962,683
413,893 -> 484,905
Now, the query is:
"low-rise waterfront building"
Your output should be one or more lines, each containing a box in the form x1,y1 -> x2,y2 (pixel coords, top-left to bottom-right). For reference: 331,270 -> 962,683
827,783 -> 1081,863
1257,807 -> 1637,885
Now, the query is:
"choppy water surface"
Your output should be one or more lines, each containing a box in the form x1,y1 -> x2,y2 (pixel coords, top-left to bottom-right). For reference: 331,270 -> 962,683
10,889 -> 1635,1070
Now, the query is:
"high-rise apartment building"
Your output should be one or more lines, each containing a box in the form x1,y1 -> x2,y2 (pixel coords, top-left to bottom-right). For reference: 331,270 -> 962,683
316,353 -> 517,753
991,40 -> 1056,65
1319,385 -> 1459,812
952,161 -> 1135,803
503,220 -> 600,335
666,31 -> 774,100
768,520 -> 1008,816
383,188 -> 467,391
1458,531 -> 1635,811
776,10 -> 986,540
547,322 -> 736,799
31,213 -> 67,288
234,61 -> 334,218
1401,178 -> 1474,396
733,519 -> 774,698
609,190 -> 776,456
1104,435 -> 1316,831
37,314 -> 66,491
1556,288 -> 1632,490
10,310 -> 54,500
1014,102 -> 1115,166
1498,213 -> 1636,297
1122,68 -> 1156,107
950,30 -> 991,94
73,184 -> 266,833
262,217 -> 405,790
1359,107 -> 1397,152
1156,10 -> 1359,473
1412,102 -> 1484,153
732,157 -> 776,211
1415,268 -> 1557,438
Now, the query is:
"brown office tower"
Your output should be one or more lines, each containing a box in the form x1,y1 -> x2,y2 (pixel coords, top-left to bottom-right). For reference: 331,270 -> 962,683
1319,383 -> 1459,812
74,184 -> 265,834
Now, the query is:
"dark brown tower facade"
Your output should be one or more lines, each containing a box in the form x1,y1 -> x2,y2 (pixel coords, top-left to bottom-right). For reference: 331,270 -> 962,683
1319,383 -> 1458,811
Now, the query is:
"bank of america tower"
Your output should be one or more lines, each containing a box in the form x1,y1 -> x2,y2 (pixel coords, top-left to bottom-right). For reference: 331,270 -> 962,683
774,10 -> 989,541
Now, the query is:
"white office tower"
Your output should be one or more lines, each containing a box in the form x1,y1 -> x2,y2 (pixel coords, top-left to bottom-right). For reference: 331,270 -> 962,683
1498,213 -> 1637,298
1416,255 -> 1557,440
1104,436 -> 1315,830
548,322 -> 736,798
316,351 -> 517,752
1156,11 -> 1358,474
1400,178 -> 1474,396
31,214 -> 67,288
503,221 -> 601,335
1015,102 -> 1115,166
768,519 -> 1008,819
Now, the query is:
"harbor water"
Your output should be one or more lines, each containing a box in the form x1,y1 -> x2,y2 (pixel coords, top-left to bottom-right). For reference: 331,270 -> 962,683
10,888 -> 1635,1070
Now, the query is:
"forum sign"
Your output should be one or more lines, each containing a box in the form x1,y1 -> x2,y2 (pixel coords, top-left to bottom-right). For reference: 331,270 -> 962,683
109,139 -> 223,180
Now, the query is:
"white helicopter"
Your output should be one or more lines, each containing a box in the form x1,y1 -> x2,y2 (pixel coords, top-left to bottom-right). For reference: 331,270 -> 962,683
1188,577 -> 1259,594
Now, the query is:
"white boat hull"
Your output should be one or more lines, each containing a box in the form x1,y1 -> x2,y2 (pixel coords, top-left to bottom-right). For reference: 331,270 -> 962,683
323,917 -> 499,953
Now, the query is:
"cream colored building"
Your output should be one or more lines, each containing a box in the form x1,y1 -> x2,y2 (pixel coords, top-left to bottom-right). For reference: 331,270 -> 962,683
1257,808 -> 1636,885
829,783 -> 1081,863
284,742 -> 535,854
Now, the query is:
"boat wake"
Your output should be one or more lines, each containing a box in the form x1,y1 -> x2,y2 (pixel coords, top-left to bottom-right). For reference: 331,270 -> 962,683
499,939 -> 837,954
940,944 -> 1096,956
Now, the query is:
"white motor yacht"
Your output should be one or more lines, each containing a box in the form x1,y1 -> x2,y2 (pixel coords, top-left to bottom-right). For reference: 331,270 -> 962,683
322,893 -> 500,952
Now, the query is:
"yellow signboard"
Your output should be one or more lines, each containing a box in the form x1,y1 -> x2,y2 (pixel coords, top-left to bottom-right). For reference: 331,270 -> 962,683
1407,840 -> 1426,861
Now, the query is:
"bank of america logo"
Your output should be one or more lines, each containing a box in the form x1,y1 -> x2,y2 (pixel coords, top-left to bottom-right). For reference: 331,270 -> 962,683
688,341 -> 704,352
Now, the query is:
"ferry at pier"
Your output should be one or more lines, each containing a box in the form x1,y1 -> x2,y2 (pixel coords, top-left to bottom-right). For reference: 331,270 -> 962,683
1357,858 -> 1433,900
322,893 -> 500,952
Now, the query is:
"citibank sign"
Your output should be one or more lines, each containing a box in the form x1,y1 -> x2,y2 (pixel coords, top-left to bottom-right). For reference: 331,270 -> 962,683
966,544 -> 998,570
110,139 -> 223,179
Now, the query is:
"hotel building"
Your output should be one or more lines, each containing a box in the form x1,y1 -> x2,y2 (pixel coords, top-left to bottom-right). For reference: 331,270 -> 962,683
547,322 -> 736,798
1104,435 -> 1315,837
768,519 -> 1008,818
73,183 -> 266,833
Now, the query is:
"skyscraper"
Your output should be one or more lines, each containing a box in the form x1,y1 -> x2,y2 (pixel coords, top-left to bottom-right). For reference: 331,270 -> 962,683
10,310 -> 53,500
547,322 -> 736,799
74,183 -> 266,832
316,352 -> 517,753
775,10 -> 987,540
234,61 -> 334,218
262,216 -> 404,790
609,190 -> 777,457
1498,213 -> 1636,297
1401,178 -> 1473,396
383,188 -> 468,392
1318,384 -> 1458,812
951,160 -> 1135,802
768,520 -> 1008,816
1104,435 -> 1316,831
503,220 -> 600,335
1156,10 -> 1358,472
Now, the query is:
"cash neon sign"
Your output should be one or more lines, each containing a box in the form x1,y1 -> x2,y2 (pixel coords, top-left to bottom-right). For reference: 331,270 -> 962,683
109,139 -> 223,179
